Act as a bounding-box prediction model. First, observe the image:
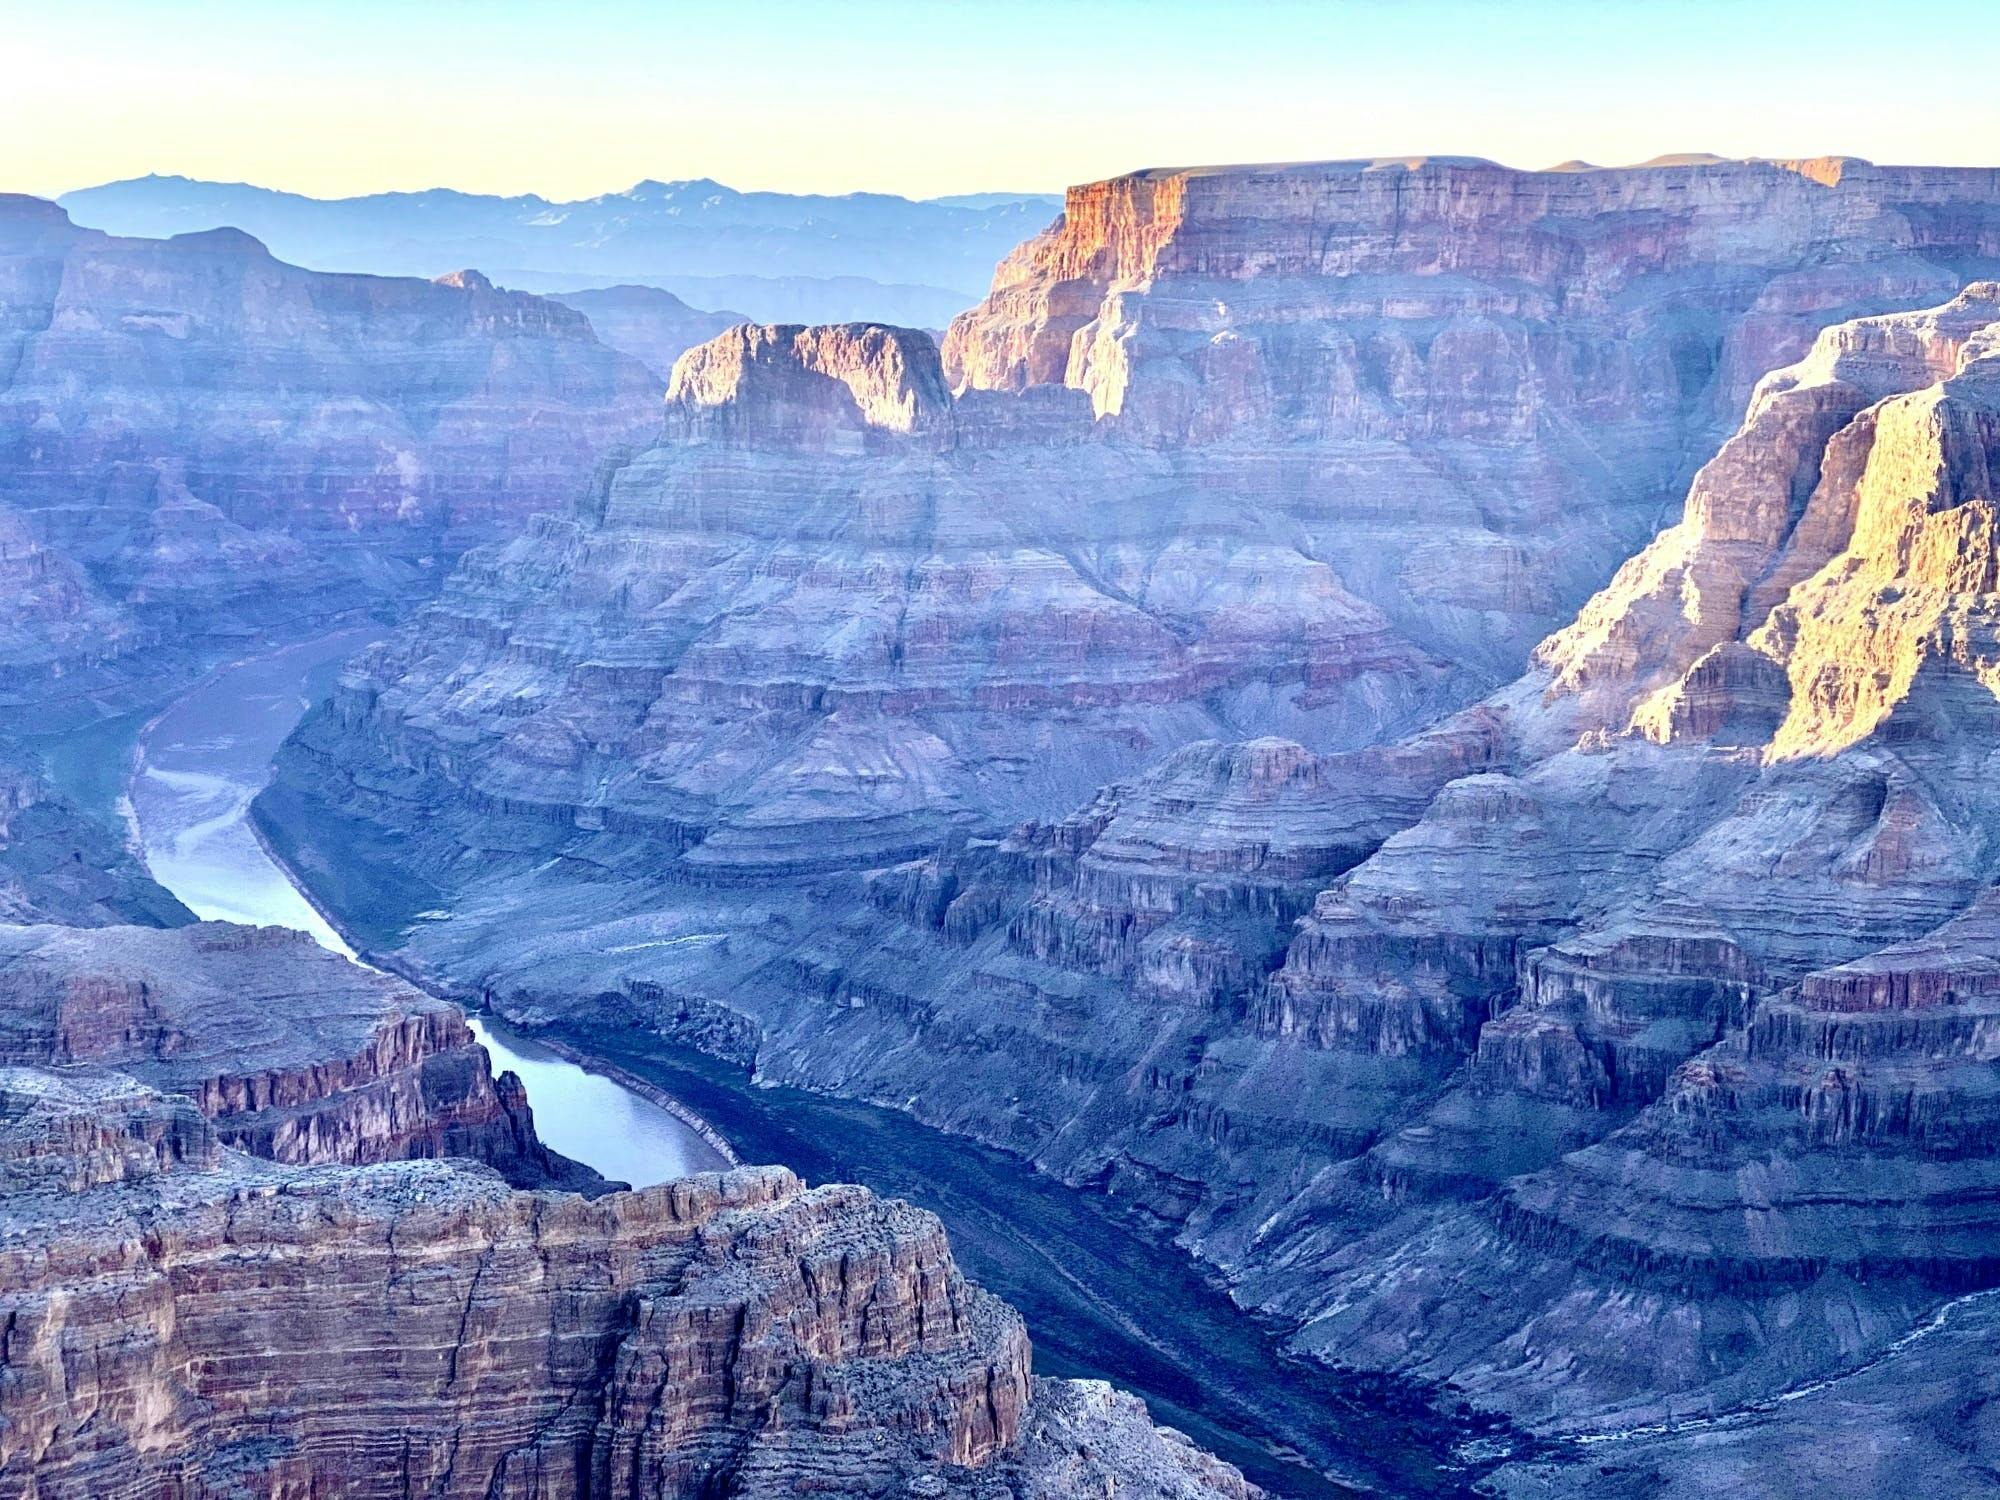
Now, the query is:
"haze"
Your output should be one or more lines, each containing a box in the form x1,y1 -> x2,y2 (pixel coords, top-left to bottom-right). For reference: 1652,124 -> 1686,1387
11,0 -> 2000,201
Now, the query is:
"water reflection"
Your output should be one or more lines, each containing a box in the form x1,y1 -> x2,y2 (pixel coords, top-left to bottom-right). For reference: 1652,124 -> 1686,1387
470,1015 -> 726,1185
128,632 -> 728,1187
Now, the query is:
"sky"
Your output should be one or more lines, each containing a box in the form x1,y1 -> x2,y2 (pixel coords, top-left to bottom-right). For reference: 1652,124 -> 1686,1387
7,0 -> 2000,202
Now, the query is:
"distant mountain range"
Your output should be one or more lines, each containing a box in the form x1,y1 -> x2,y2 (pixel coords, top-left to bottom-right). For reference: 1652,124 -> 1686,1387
57,175 -> 1063,326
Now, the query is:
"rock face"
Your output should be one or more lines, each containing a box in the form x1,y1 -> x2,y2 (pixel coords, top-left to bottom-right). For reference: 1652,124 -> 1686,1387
0,1064 -> 1252,1499
0,194 -> 660,718
945,156 -> 2000,664
292,313 -> 1449,889
268,206 -> 2000,1490
0,919 -> 592,1189
290,157 -> 2000,885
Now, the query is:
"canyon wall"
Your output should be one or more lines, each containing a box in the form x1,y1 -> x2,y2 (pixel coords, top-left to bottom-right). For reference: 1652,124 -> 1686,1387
0,919 -> 594,1189
0,194 -> 661,722
264,159 -> 2000,1487
295,157 -> 2000,886
0,1067 -> 1250,1499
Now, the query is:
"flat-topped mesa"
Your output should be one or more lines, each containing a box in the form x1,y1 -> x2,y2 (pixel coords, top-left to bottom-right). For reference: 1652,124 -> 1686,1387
943,154 -> 2000,439
0,920 -> 594,1189
664,322 -> 954,450
1538,281 -> 2000,757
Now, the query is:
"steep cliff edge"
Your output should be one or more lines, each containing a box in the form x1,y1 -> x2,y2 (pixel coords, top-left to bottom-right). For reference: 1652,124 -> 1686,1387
0,1066 -> 1253,1499
0,919 -> 593,1189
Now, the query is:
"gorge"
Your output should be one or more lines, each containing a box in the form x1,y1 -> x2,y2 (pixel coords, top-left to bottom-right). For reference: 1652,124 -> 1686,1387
9,145 -> 2000,1498
265,155 -> 2000,1494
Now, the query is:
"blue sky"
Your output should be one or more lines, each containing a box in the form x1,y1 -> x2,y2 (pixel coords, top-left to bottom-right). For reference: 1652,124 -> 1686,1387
8,0 -> 1999,200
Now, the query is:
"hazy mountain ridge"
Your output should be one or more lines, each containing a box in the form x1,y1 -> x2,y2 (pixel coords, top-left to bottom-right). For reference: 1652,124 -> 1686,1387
58,174 -> 1062,325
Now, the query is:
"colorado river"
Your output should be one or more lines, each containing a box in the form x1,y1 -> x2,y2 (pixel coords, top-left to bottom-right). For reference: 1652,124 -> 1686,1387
128,631 -> 1506,1499
128,631 -> 728,1186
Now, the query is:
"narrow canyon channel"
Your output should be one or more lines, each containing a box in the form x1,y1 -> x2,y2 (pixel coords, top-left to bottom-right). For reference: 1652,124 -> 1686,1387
126,630 -> 728,1186
122,632 -> 1508,1500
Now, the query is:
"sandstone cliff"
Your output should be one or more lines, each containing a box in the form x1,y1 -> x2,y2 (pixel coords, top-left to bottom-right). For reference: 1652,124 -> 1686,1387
0,919 -> 592,1189
0,1065 -> 1253,1499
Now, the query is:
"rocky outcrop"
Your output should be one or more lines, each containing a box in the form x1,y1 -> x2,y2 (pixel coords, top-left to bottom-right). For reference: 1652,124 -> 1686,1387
1542,280 -> 2000,748
664,321 -> 957,444
0,1064 -> 1252,1499
0,195 -> 661,718
0,919 -> 593,1189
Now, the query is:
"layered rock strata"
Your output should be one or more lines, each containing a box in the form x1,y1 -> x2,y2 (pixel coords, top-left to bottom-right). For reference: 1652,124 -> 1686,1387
287,156 -> 2000,899
0,1065 -> 1252,1499
0,194 -> 660,719
273,273 -> 2000,1479
295,316 -> 1446,890
0,919 -> 590,1188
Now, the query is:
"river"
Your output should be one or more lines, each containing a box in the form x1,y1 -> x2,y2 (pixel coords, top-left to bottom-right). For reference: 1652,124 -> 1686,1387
127,631 -> 728,1187
123,632 -> 1502,1499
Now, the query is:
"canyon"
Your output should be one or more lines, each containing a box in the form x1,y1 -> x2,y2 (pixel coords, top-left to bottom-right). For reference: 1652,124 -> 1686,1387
262,156 -> 2000,1492
0,192 -> 661,726
10,149 -> 2000,1497
0,191 -> 1263,1498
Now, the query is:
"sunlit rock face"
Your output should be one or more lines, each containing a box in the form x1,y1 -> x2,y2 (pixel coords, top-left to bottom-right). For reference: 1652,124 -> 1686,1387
1543,280 -> 2000,754
0,1066 -> 1254,1499
0,195 -> 660,708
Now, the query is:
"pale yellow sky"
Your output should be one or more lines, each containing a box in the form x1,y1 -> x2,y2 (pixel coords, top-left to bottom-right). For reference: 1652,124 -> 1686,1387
9,0 -> 2000,202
